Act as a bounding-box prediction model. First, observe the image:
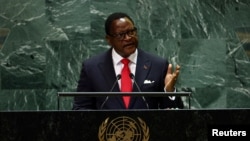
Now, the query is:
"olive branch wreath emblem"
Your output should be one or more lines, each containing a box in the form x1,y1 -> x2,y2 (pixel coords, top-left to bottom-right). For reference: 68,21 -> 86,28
98,116 -> 149,141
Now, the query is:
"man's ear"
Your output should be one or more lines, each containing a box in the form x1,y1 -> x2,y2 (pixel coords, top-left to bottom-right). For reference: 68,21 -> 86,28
105,35 -> 111,46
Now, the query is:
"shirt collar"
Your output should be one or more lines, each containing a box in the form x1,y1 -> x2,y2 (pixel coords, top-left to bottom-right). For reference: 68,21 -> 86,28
112,48 -> 138,65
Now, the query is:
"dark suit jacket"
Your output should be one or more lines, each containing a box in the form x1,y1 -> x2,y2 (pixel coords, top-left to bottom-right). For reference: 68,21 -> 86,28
73,48 -> 183,110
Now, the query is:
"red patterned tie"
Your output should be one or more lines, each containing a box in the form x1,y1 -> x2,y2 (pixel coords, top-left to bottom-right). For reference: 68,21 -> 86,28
121,58 -> 132,108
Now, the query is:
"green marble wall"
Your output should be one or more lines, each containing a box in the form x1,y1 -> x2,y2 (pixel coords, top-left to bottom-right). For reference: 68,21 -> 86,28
0,0 -> 249,110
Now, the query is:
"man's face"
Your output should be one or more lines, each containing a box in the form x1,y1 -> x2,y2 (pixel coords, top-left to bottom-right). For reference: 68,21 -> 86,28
106,17 -> 138,58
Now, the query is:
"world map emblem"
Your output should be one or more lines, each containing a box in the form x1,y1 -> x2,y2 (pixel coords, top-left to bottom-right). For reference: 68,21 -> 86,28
98,116 -> 149,141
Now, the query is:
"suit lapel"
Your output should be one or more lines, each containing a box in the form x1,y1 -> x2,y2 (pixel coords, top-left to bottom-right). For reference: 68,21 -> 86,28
129,49 -> 151,108
98,50 -> 117,90
134,49 -> 151,91
98,49 -> 125,108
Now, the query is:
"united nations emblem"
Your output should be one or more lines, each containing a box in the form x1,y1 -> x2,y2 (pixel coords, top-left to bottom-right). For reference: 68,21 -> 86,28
98,116 -> 149,141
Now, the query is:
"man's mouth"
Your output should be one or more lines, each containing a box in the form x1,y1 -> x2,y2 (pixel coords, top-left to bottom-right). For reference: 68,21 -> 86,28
124,43 -> 134,48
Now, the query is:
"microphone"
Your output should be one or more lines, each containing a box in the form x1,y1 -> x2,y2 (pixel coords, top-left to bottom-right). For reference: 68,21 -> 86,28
130,73 -> 149,109
110,74 -> 121,92
100,74 -> 121,109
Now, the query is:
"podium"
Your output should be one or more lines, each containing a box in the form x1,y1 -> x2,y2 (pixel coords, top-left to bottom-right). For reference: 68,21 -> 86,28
57,92 -> 192,110
1,92 -> 250,140
0,110 -> 250,140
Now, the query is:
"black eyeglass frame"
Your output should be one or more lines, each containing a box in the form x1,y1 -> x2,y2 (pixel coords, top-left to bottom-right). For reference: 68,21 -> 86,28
108,27 -> 137,40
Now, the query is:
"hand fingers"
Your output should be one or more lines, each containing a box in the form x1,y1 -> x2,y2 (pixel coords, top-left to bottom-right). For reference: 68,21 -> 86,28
167,64 -> 172,75
166,64 -> 181,81
176,65 -> 180,71
173,65 -> 180,80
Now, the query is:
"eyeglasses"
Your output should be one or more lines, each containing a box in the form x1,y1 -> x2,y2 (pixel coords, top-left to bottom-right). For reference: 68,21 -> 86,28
109,27 -> 137,40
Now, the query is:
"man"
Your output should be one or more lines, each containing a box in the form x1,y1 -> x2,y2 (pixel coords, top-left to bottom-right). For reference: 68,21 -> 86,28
73,12 -> 183,110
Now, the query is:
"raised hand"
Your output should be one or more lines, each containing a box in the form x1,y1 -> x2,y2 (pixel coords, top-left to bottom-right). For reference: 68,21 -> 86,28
164,64 -> 180,92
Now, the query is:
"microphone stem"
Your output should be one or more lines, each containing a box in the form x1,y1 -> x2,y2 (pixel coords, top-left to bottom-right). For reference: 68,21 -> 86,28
130,73 -> 149,109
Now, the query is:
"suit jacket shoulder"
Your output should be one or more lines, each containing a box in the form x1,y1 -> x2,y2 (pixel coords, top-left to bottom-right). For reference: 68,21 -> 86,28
137,48 -> 168,65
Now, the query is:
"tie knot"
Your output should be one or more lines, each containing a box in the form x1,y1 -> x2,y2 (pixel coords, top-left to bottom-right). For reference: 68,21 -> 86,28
121,58 -> 130,65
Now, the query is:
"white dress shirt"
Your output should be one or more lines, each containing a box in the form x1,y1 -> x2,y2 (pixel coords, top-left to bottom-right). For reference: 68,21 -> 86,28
112,48 -> 137,89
